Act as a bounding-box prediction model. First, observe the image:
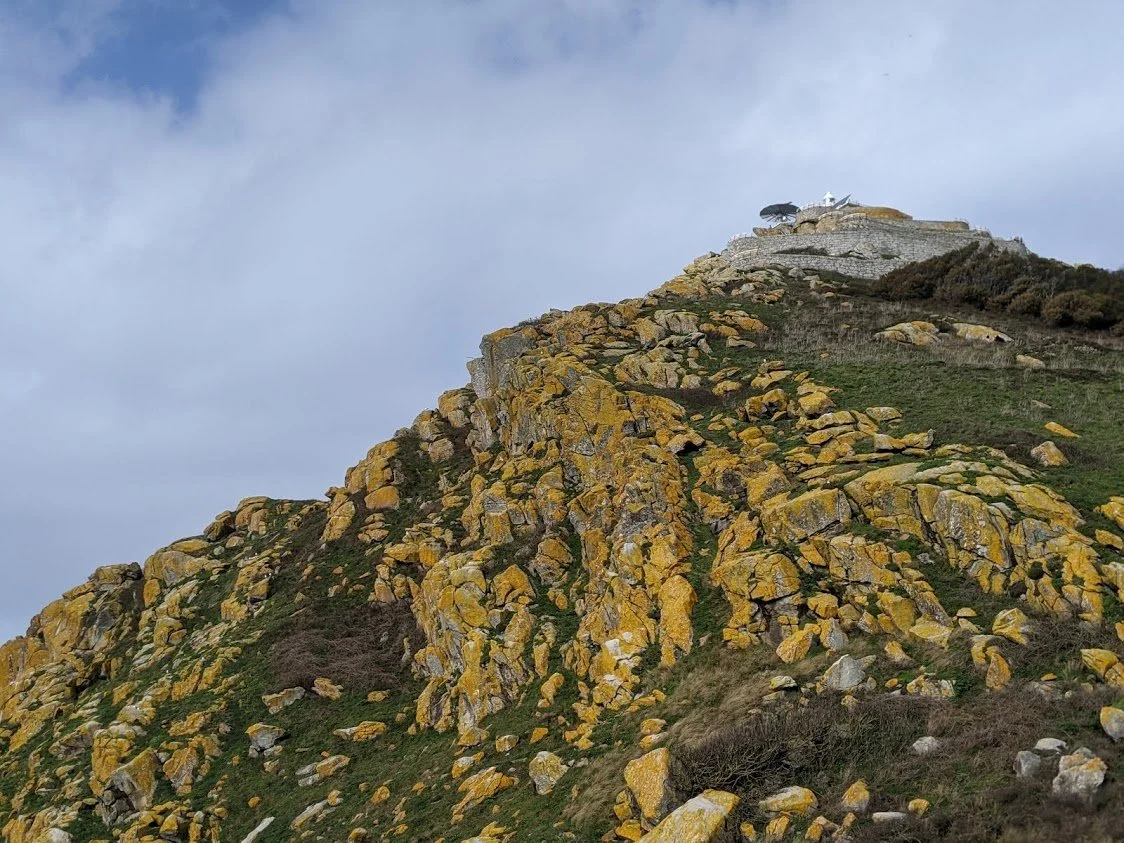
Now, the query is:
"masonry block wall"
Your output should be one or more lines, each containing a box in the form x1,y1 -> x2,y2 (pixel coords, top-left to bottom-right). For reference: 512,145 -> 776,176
724,212 -> 1027,279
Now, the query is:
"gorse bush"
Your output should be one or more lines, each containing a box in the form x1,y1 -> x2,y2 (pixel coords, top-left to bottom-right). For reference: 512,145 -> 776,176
269,597 -> 424,692
871,243 -> 1124,333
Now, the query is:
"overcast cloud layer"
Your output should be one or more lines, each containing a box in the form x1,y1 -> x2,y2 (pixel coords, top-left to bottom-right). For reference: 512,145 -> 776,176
1,0 -> 1122,642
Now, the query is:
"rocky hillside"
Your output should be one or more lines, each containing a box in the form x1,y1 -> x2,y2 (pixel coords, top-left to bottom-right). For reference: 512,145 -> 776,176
2,250 -> 1124,843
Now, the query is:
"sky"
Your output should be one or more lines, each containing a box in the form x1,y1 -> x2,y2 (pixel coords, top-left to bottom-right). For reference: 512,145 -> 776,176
1,0 -> 1123,642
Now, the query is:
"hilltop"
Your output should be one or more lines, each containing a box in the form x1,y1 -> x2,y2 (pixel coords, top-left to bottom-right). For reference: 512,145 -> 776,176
2,215 -> 1124,843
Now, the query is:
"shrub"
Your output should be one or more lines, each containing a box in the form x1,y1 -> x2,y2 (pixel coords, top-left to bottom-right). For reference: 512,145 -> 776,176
1041,290 -> 1116,329
269,598 -> 424,692
869,243 -> 1122,332
672,694 -> 925,799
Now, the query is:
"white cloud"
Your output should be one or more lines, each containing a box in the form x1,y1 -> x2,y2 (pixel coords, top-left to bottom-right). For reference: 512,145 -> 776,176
1,0 -> 1122,640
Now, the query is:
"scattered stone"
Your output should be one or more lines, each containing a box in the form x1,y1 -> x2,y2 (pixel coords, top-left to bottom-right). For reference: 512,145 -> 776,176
875,321 -> 940,347
907,798 -> 930,817
953,323 -> 1011,343
1098,497 -> 1124,530
1052,748 -> 1107,799
290,798 -> 331,830
912,736 -> 941,756
764,813 -> 790,842
883,640 -> 913,665
333,721 -> 387,742
992,608 -> 1032,645
296,754 -> 350,787
1014,750 -> 1043,778
452,755 -> 480,779
866,406 -> 902,423
246,723 -> 287,754
872,811 -> 909,823
639,790 -> 740,842
1100,706 -> 1124,742
262,687 -> 305,714
840,780 -> 870,812
1044,421 -> 1078,439
624,748 -> 677,829
823,654 -> 867,691
528,751 -> 567,795
312,678 -> 343,700
1016,354 -> 1046,369
1096,529 -> 1124,551
453,767 -> 517,820
1030,440 -> 1068,467
240,817 -> 276,842
804,816 -> 837,842
759,785 -> 817,816
1035,738 -> 1067,754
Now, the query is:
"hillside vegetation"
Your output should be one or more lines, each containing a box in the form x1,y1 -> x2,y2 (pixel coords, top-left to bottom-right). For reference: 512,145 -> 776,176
869,242 -> 1124,334
1,250 -> 1123,843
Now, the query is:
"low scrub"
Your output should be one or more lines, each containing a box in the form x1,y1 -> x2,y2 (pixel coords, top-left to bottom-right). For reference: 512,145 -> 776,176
672,694 -> 924,804
673,687 -> 1123,842
269,597 -> 424,692
870,243 -> 1124,333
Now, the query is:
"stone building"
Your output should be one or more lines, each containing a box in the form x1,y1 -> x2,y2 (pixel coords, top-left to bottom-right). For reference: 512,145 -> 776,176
726,198 -> 1026,280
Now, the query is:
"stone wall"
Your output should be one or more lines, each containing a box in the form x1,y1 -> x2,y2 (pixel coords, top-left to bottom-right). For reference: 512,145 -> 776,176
724,213 -> 1027,279
726,254 -> 910,280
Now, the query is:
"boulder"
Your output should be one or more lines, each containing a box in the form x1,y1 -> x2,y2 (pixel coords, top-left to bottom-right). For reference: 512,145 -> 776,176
624,747 -> 678,829
992,608 -> 1032,645
952,323 -> 1011,343
823,655 -> 867,691
875,321 -> 940,347
1030,441 -> 1068,467
453,767 -> 517,820
1044,421 -> 1078,439
873,812 -> 908,823
262,687 -> 305,714
640,790 -> 740,843
759,785 -> 817,816
1014,750 -> 1042,778
1052,749 -> 1107,799
912,736 -> 940,755
1035,738 -> 1067,754
246,723 -> 287,754
529,751 -> 567,795
841,779 -> 871,812
1100,706 -> 1124,742
1016,354 -> 1046,369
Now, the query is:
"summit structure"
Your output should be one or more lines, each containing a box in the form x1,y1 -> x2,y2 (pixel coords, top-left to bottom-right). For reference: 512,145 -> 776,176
731,195 -> 1027,279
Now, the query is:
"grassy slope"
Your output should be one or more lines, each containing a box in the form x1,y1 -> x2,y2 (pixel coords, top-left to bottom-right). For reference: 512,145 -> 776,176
3,261 -> 1123,843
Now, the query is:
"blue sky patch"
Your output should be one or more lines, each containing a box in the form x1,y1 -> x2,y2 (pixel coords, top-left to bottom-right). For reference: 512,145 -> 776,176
58,0 -> 284,110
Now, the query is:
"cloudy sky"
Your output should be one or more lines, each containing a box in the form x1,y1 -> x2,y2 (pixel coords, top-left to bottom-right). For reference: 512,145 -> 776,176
1,0 -> 1122,642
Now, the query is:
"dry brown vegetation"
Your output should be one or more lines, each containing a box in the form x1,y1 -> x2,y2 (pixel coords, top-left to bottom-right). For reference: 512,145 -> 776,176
269,597 -> 424,692
670,686 -> 1124,842
671,694 -> 926,820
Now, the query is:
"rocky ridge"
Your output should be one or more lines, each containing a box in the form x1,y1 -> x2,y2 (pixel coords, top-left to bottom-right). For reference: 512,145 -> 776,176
1,252 -> 1123,842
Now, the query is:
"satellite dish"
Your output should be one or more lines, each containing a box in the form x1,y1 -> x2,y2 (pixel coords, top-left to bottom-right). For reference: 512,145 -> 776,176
759,202 -> 799,223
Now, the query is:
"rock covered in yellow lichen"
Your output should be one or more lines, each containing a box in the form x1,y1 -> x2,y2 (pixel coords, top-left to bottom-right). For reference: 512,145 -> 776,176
624,748 -> 678,829
639,789 -> 740,842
